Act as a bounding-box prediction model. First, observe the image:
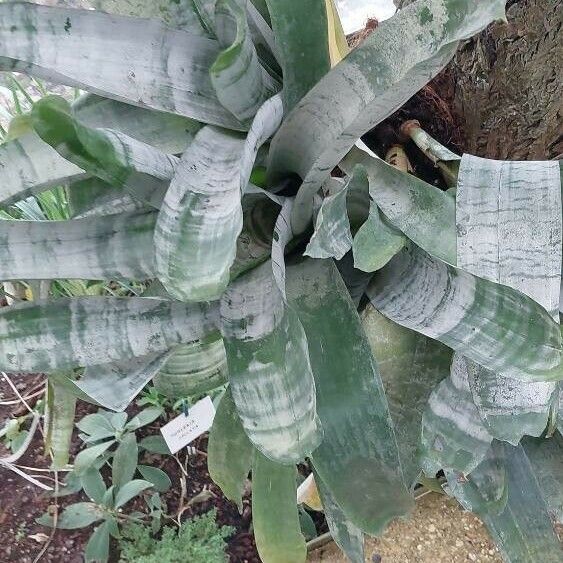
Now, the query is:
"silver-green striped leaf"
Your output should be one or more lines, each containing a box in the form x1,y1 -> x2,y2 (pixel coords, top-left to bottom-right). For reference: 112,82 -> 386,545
0,209 -> 156,281
155,95 -> 283,302
32,96 -> 177,209
304,172 -> 357,260
252,450 -> 306,563
420,355 -> 493,476
74,94 -> 201,155
208,388 -> 253,512
0,131 -> 85,206
457,155 -> 562,443
287,258 -> 413,535
153,336 -> 228,398
361,305 -> 452,488
0,297 -> 219,372
211,0 -> 279,123
267,0 -> 507,233
77,352 -> 171,412
67,178 -> 145,219
341,147 -> 455,265
445,441 -> 507,516
220,260 -> 321,464
0,3 -> 243,128
367,245 -> 563,382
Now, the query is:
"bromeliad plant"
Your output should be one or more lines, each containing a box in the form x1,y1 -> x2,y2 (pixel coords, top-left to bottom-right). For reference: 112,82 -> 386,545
0,0 -> 561,562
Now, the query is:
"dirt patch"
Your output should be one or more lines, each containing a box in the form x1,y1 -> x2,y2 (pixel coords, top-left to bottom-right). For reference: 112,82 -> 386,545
308,492 -> 502,563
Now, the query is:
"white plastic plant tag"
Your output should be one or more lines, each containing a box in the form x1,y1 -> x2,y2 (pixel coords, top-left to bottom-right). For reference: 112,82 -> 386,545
160,396 -> 216,454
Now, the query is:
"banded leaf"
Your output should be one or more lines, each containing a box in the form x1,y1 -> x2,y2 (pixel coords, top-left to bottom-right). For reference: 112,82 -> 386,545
0,209 -> 156,281
0,2 -> 243,128
77,352 -> 171,412
367,245 -> 563,382
153,336 -> 228,398
361,305 -> 452,488
251,450 -> 306,563
44,378 -> 77,470
264,0 -> 331,113
155,95 -> 283,302
267,0 -> 507,233
208,388 -> 253,512
341,147 -> 455,264
32,96 -> 176,209
287,258 -> 413,535
0,297 -> 219,372
305,170 -> 359,260
457,155 -> 562,443
220,260 -> 321,463
420,355 -> 492,476
67,178 -> 144,219
445,441 -> 507,515
0,131 -> 85,206
211,0 -> 279,123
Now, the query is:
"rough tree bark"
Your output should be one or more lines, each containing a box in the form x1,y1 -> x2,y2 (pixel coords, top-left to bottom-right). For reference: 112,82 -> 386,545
394,0 -> 562,160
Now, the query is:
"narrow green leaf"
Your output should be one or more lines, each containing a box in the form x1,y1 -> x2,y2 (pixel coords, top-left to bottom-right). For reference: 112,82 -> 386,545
84,520 -> 111,563
0,297 -> 219,372
44,378 -> 77,470
137,465 -> 171,493
74,441 -> 115,476
361,305 -> 452,488
155,95 -> 283,301
523,433 -> 563,524
112,432 -> 138,488
268,0 -> 506,233
264,0 -> 330,113
367,245 -> 563,382
221,260 -> 322,463
208,388 -> 253,512
78,352 -> 171,412
314,471 -> 364,563
81,468 -> 107,504
37,502 -> 104,530
287,258 -> 414,535
211,0 -> 279,122
0,3 -> 243,128
252,450 -> 306,563
114,479 -> 153,508
0,210 -> 157,281
457,155 -> 562,443
153,334 -> 228,399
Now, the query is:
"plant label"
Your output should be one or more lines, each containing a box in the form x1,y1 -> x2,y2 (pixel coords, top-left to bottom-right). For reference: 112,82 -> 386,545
160,396 -> 216,454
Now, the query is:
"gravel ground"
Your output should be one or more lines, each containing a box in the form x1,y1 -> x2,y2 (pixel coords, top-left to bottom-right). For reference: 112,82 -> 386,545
309,492 -> 503,563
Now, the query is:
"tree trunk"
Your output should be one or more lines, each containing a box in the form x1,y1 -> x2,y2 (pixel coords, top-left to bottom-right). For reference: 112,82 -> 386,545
395,0 -> 562,159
